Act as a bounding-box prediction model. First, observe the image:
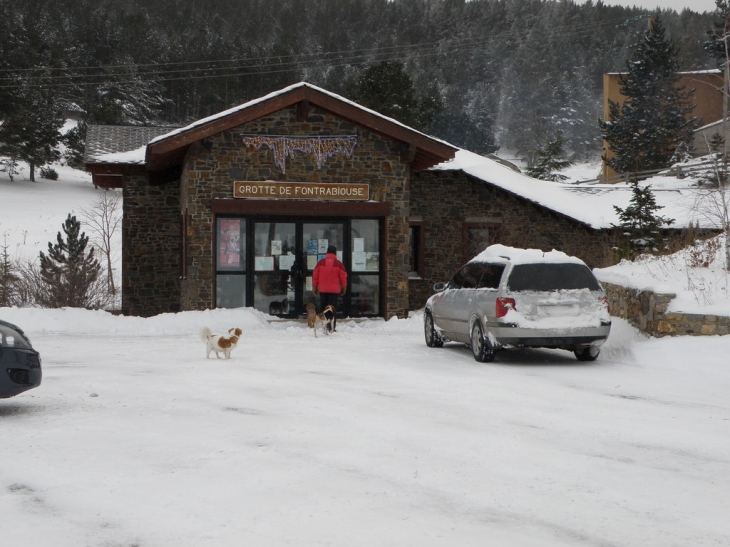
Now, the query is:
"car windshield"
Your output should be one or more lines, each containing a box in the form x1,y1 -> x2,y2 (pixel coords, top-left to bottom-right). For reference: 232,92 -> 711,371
506,263 -> 602,292
0,325 -> 32,349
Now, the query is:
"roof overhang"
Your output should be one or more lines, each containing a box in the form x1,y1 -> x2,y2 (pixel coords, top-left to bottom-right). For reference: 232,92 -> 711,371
145,82 -> 457,173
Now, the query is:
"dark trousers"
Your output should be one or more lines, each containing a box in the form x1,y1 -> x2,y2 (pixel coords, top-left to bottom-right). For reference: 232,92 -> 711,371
319,292 -> 339,331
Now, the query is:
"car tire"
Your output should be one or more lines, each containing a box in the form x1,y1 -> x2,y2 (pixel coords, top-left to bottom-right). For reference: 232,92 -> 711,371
574,347 -> 600,361
424,312 -> 444,348
471,321 -> 495,362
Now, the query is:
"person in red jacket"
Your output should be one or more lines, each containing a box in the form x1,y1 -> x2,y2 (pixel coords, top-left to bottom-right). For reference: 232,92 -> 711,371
312,245 -> 347,332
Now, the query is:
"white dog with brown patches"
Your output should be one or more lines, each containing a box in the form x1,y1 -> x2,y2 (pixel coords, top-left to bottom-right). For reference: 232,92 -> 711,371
200,327 -> 242,359
313,305 -> 335,338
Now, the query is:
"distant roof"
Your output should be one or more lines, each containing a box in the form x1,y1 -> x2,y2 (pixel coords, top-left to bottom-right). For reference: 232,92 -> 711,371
605,69 -> 721,76
433,149 -> 715,231
84,125 -> 181,165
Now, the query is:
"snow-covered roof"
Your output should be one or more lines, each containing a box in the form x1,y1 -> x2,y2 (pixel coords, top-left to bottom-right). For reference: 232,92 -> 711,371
85,125 -> 181,164
147,82 -> 454,150
93,145 -> 148,165
432,149 -> 715,230
470,244 -> 585,265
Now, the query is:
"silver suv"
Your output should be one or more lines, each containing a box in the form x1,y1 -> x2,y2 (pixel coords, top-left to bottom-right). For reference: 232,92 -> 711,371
424,245 -> 611,362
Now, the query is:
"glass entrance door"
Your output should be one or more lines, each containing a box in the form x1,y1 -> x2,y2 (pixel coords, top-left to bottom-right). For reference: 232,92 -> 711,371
300,222 -> 345,314
253,221 -> 296,316
216,217 -> 381,318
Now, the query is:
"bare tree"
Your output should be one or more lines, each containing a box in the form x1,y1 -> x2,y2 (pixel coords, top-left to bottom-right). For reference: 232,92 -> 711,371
693,134 -> 730,270
705,0 -> 730,270
14,257 -> 114,310
81,191 -> 122,295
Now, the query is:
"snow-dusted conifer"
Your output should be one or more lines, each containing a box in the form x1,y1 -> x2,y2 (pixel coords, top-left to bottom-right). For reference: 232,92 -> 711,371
613,179 -> 674,257
38,215 -> 101,308
525,133 -> 572,182
600,14 -> 697,175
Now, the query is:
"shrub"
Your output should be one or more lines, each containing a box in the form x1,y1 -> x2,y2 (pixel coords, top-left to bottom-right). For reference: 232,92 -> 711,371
40,166 -> 59,180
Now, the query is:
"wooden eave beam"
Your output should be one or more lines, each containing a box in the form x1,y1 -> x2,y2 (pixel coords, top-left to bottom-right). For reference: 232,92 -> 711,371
145,85 -> 456,172
87,163 -> 146,176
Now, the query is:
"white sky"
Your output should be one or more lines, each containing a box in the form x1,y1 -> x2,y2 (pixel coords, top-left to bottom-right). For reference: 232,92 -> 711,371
596,0 -> 717,14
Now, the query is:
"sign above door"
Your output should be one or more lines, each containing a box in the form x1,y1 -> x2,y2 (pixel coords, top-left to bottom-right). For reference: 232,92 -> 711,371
233,181 -> 369,201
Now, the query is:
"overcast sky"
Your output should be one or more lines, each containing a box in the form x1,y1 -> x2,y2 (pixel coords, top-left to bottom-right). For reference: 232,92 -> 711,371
597,0 -> 717,14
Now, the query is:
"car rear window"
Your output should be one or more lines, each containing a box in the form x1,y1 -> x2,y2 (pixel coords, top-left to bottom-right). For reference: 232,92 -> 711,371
506,263 -> 602,292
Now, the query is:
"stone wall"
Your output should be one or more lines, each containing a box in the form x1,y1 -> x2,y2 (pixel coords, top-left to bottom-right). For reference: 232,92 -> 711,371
408,170 -> 614,310
601,281 -> 730,336
180,105 -> 411,318
122,175 -> 181,316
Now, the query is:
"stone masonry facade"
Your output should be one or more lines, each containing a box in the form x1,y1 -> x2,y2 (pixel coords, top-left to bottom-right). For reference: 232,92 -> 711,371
602,281 -> 730,337
408,170 -> 615,310
179,105 -> 411,319
122,174 -> 181,316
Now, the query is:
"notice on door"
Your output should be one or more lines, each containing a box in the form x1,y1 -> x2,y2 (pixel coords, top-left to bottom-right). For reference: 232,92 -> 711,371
234,181 -> 369,201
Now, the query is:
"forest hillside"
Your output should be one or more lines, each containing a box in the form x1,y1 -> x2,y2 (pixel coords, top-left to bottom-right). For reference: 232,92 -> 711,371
0,0 -> 719,162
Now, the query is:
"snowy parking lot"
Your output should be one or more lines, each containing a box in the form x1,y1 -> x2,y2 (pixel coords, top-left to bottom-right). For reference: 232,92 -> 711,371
1,307 -> 729,546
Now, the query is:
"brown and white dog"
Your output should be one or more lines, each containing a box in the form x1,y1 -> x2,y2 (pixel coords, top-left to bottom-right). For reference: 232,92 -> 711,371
200,327 -> 242,359
313,305 -> 336,338
306,302 -> 317,329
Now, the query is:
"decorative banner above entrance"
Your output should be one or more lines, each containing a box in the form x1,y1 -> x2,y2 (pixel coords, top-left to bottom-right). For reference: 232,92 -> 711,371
242,135 -> 357,173
234,181 -> 369,201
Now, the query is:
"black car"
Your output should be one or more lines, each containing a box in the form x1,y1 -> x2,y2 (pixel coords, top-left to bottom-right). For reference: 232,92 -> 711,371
0,319 -> 42,398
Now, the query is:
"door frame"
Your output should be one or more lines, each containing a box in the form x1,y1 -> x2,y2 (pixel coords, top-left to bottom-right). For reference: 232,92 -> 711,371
212,199 -> 390,318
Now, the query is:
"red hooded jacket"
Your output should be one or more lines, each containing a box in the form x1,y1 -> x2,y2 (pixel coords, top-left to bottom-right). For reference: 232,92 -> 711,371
313,253 -> 347,294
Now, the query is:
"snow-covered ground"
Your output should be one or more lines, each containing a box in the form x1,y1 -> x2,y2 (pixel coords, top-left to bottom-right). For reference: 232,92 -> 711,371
1,307 -> 729,547
2,160 -> 730,545
0,160 -> 119,266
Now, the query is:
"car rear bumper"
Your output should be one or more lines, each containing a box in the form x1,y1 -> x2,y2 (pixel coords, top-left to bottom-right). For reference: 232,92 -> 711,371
491,324 -> 611,350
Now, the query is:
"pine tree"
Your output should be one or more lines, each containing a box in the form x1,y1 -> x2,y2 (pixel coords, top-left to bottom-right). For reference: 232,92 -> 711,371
38,215 -> 101,308
705,0 -> 730,66
600,14 -> 698,175
525,133 -> 572,182
613,179 -> 675,257
348,61 -> 433,131
0,240 -> 19,307
0,81 -> 64,182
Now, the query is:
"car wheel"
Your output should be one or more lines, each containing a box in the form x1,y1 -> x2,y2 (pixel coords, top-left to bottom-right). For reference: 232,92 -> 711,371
424,312 -> 443,348
471,321 -> 495,362
574,347 -> 600,361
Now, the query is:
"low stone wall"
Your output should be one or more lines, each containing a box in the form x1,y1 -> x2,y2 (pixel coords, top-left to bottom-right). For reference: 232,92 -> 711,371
601,281 -> 730,337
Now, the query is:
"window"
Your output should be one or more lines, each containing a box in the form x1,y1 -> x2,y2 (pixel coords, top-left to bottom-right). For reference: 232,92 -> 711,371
409,223 -> 424,279
477,264 -> 506,289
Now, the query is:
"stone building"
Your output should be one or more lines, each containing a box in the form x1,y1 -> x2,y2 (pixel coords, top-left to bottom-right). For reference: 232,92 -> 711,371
85,82 -> 616,319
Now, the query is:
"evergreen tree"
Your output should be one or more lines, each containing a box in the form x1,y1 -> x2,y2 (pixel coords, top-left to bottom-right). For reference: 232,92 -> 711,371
525,132 -> 572,182
348,61 -> 435,131
705,0 -> 730,66
0,81 -> 64,182
600,14 -> 698,175
0,240 -> 19,307
38,215 -> 102,308
613,179 -> 675,257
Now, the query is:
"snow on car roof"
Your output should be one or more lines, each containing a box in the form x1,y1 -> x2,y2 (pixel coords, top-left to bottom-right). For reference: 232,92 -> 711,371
469,244 -> 586,265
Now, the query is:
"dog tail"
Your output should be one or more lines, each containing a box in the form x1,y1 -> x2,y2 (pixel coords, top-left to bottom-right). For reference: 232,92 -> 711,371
200,327 -> 212,341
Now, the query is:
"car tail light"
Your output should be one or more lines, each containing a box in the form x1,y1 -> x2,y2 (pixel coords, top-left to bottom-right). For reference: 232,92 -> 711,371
599,296 -> 610,313
496,297 -> 516,318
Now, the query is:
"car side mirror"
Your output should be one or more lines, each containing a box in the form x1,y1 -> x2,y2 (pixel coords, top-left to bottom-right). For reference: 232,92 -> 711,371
433,282 -> 446,292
